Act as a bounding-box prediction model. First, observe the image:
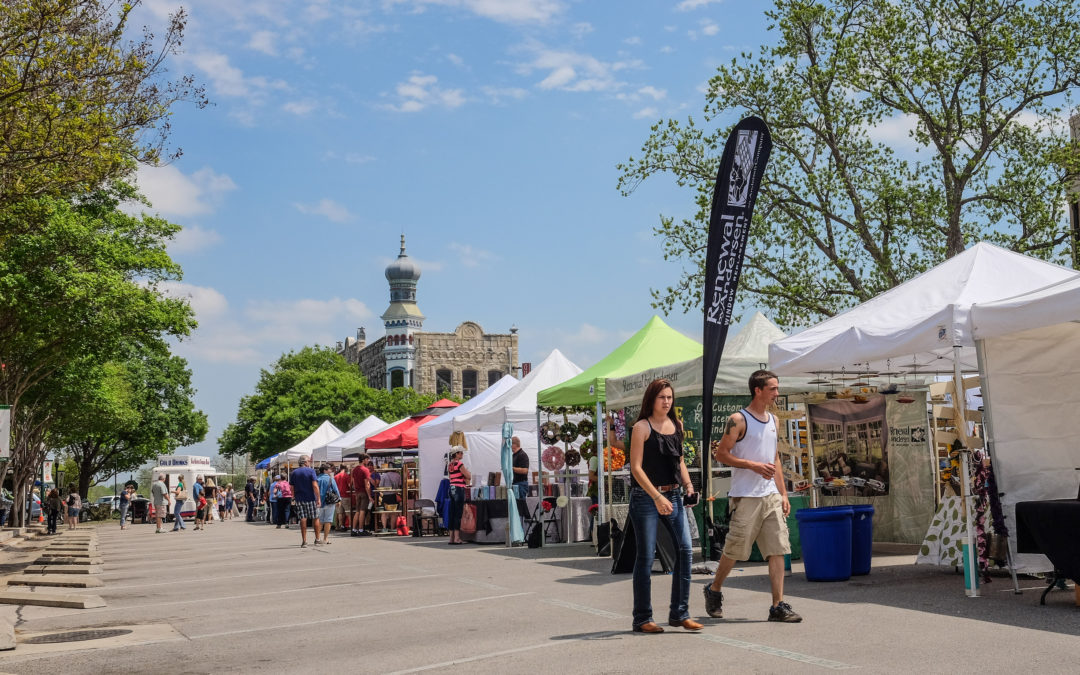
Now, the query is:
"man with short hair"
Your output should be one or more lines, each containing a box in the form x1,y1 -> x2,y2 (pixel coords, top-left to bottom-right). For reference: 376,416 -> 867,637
316,464 -> 340,544
350,454 -> 373,536
192,476 -> 206,530
151,475 -> 169,534
510,436 -> 530,499
244,477 -> 258,522
705,369 -> 801,623
289,455 -> 321,548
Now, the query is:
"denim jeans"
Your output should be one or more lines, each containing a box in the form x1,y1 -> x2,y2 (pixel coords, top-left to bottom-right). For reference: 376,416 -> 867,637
628,486 -> 692,627
448,486 -> 465,529
119,503 -> 129,526
513,482 -> 529,500
173,501 -> 186,529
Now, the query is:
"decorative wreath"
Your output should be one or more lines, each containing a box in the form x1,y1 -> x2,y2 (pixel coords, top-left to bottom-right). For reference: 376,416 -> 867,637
564,448 -> 581,467
579,439 -> 595,458
558,422 -> 579,443
682,441 -> 698,467
542,445 -> 565,471
539,421 -> 560,446
603,446 -> 626,472
577,418 -> 595,438
541,500 -> 554,512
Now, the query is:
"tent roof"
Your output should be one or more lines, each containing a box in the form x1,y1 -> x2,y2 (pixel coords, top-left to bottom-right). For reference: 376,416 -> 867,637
365,410 -> 450,450
452,349 -> 583,433
605,313 -> 811,406
419,375 -> 519,434
312,415 -> 388,461
276,420 -> 344,463
972,273 -> 1080,340
537,315 -> 702,407
768,243 -> 1078,375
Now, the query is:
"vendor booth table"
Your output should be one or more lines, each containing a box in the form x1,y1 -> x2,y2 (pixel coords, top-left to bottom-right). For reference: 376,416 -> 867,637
462,495 -> 592,544
1015,498 -> 1080,605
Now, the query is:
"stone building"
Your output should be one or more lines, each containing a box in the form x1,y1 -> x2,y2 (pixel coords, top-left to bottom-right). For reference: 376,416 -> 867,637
337,236 -> 519,398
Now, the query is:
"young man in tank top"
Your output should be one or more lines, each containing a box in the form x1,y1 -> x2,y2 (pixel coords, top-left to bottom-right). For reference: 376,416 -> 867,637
704,369 -> 802,623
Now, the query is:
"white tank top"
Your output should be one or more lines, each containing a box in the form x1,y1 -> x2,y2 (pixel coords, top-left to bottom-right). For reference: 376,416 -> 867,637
729,408 -> 780,498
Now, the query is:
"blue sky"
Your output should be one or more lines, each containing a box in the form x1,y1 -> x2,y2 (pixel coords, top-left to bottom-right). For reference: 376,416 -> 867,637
128,0 -> 777,460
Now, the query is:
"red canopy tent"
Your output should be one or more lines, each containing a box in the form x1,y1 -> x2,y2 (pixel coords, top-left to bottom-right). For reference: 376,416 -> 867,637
365,399 -> 459,450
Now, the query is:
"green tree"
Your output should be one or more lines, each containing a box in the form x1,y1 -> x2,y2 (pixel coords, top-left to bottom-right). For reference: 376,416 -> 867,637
0,0 -> 207,202
0,190 -> 194,524
618,0 -> 1080,327
54,342 -> 208,498
219,346 -> 453,462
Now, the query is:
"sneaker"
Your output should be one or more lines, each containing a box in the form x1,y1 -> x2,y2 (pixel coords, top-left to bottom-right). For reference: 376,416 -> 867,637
300,542 -> 307,548
703,585 -> 724,618
358,530 -> 373,537
768,601 -> 802,623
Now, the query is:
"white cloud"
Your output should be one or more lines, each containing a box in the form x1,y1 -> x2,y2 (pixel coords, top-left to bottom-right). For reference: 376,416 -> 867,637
660,45 -> 674,54
447,53 -> 465,67
448,242 -> 500,268
638,86 -> 667,100
160,283 -> 375,364
570,22 -> 593,39
282,100 -> 317,115
701,20 -> 720,36
170,225 -> 223,255
633,107 -> 659,119
188,51 -> 288,102
384,72 -> 466,112
132,165 -> 237,217
401,0 -> 565,24
248,30 -> 278,56
481,85 -> 528,104
517,43 -> 641,93
324,150 -> 377,164
624,36 -> 642,46
866,113 -> 922,148
677,0 -> 724,10
294,199 -> 355,224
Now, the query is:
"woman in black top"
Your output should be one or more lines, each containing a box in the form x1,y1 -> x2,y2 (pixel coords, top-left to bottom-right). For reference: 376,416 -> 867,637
627,378 -> 701,633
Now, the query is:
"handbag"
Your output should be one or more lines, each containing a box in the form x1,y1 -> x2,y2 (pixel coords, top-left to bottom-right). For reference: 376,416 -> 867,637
176,489 -> 188,501
325,488 -> 341,505
460,503 -> 477,534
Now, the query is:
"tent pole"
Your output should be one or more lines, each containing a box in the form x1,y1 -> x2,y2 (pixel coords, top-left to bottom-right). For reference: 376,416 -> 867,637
536,408 -> 545,548
805,406 -> 819,509
974,339 -> 1021,594
596,400 -> 606,528
953,345 -> 979,598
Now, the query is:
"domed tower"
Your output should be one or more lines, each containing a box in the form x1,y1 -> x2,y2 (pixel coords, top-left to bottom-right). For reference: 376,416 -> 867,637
381,235 -> 425,389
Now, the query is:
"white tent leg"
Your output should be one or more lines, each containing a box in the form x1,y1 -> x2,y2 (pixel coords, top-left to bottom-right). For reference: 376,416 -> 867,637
954,345 -> 979,598
536,409 -> 545,548
974,339 -> 1021,594
595,400 -> 606,528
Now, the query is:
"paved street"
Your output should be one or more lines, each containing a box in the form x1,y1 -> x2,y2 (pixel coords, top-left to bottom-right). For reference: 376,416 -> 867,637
0,518 -> 1076,674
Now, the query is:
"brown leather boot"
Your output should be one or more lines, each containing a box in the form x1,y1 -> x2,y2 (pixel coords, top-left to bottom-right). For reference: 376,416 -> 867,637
668,618 -> 704,630
632,622 -> 665,633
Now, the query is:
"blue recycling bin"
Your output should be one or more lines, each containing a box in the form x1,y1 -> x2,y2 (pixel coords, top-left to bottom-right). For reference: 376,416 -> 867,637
795,506 -> 854,581
851,504 -> 875,576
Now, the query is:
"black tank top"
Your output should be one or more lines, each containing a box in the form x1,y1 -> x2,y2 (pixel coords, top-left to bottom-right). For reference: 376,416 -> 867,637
630,420 -> 680,488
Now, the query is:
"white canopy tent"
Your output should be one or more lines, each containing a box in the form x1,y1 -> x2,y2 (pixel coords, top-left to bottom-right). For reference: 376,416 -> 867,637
415,374 -> 520,501
312,415 -> 387,463
272,420 -> 344,467
769,242 -> 1080,590
423,350 -> 583,501
971,274 -> 1080,573
768,243 -> 1077,376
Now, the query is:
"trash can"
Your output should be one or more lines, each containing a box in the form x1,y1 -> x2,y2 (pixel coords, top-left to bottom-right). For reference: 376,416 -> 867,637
795,506 -> 854,581
851,504 -> 875,576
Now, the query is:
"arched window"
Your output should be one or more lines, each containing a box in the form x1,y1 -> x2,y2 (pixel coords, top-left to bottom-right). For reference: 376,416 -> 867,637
390,369 -> 404,390
436,369 -> 452,395
462,369 -> 478,399
488,370 -> 502,387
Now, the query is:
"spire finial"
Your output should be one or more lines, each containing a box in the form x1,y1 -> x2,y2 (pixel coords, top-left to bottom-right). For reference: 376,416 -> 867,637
399,233 -> 406,257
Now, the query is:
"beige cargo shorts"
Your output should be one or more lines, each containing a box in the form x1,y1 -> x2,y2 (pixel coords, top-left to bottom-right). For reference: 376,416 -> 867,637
722,493 -> 791,561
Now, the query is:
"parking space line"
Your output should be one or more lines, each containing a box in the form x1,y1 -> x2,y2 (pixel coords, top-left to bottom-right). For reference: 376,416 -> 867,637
188,592 -> 534,640
384,631 -> 625,674
100,561 -> 382,591
695,633 -> 858,670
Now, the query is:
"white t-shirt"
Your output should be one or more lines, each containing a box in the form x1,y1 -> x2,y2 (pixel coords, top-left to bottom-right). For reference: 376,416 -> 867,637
729,409 -> 780,498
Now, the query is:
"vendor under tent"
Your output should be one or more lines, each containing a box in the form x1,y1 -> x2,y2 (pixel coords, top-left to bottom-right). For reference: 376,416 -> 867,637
970,273 -> 1080,576
433,350 -> 584,503
536,315 -> 703,534
768,242 -> 1080,595
272,420 -> 344,468
312,415 -> 387,463
415,375 -> 519,502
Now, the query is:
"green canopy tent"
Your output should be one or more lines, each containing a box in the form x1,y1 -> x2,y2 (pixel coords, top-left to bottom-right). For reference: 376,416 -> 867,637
536,315 -> 702,531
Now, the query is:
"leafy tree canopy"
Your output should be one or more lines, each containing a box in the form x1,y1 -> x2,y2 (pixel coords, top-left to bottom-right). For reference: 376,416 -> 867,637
0,0 -> 207,202
618,0 -> 1080,327
219,346 -> 457,462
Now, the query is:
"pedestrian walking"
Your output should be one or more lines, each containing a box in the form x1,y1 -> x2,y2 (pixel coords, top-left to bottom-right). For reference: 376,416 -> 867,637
65,488 -> 81,530
627,378 -> 700,634
446,446 -> 470,545
151,475 -> 169,533
316,463 -> 340,545
705,369 -> 801,623
245,477 -> 257,522
192,476 -> 206,530
118,485 -> 132,530
172,477 -> 188,531
45,488 -> 62,534
289,455 -> 320,548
